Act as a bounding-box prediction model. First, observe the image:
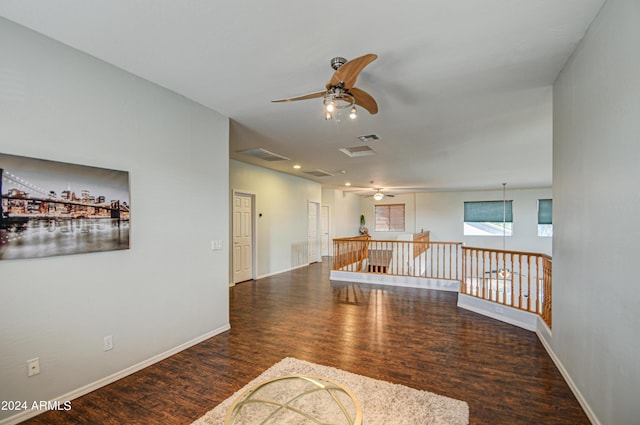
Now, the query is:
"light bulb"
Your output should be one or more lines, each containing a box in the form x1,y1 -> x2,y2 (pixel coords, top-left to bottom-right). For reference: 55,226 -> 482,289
326,102 -> 335,112
325,111 -> 333,120
349,107 -> 357,119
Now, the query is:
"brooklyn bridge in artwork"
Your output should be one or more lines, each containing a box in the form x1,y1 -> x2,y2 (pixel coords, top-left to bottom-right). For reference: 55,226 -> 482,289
0,153 -> 130,260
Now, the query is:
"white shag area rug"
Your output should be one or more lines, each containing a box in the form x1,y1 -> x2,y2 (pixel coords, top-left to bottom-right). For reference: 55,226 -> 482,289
192,357 -> 469,425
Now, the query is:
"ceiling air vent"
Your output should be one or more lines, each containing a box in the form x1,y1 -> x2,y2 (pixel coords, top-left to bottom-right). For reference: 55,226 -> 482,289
339,145 -> 376,158
357,134 -> 380,143
237,148 -> 290,162
303,169 -> 334,178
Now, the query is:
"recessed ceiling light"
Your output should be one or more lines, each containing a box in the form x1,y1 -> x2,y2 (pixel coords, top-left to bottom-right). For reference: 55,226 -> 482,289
345,182 -> 351,186
293,164 -> 301,169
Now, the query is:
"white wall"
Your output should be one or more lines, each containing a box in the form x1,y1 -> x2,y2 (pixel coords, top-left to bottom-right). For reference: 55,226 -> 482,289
553,0 -> 640,424
0,18 -> 230,423
357,188 -> 552,255
321,188 -> 361,255
415,188 -> 552,255
361,193 -> 417,240
230,160 -> 321,279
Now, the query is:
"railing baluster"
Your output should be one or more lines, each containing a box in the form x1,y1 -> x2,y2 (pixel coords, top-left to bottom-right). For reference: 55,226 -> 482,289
536,256 -> 541,315
332,236 -> 553,328
527,256 -> 532,311
481,250 -> 484,297
507,253 -> 511,307
518,254 -> 523,309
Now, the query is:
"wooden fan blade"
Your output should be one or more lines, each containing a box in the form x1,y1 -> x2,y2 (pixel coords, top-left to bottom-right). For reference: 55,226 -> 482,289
272,90 -> 326,103
349,87 -> 379,115
327,54 -> 377,90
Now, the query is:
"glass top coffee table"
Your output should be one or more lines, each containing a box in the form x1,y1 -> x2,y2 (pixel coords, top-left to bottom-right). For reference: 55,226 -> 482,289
225,374 -> 362,425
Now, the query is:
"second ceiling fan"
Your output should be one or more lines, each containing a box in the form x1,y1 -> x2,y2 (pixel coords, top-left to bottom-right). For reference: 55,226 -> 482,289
272,54 -> 379,119
366,188 -> 395,201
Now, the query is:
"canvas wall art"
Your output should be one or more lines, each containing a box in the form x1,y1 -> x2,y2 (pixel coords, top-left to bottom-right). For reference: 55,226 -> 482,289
0,153 -> 130,260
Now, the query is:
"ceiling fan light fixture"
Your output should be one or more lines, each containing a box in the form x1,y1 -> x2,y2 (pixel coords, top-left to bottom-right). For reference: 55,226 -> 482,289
373,192 -> 384,201
325,111 -> 333,120
349,106 -> 357,119
272,54 -> 379,118
326,101 -> 335,112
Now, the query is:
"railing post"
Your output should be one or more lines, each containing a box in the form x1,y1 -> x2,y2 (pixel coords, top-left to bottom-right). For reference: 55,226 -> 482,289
333,237 -> 552,329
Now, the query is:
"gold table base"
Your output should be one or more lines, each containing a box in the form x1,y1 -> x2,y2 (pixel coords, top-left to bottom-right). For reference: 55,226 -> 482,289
225,374 -> 362,425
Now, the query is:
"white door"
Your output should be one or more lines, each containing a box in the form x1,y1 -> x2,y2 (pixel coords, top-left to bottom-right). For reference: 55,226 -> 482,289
233,193 -> 253,283
308,201 -> 319,263
321,205 -> 330,256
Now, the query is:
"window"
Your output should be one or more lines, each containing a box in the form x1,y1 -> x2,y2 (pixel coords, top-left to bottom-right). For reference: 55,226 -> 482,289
463,200 -> 513,236
374,204 -> 405,232
538,199 -> 553,237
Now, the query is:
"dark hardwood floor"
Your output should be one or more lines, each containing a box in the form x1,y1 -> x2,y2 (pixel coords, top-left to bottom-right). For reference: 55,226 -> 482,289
23,261 -> 589,424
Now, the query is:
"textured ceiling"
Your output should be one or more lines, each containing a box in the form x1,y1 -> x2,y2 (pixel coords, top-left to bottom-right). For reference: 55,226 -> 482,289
0,0 -> 604,194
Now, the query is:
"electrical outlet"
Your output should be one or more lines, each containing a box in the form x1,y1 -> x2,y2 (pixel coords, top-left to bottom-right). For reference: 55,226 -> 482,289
103,335 -> 113,351
27,358 -> 40,377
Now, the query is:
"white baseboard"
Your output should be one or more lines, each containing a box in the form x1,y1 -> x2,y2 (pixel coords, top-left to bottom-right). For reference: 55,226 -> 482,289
256,263 -> 309,280
0,324 -> 230,425
535,321 -> 601,425
229,263 -> 311,286
330,270 -> 602,424
458,297 -> 601,424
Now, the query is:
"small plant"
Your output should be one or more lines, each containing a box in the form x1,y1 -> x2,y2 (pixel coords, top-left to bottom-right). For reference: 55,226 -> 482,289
359,215 -> 368,235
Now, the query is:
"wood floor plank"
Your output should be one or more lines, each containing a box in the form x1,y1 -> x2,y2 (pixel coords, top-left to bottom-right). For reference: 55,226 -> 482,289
22,261 -> 589,424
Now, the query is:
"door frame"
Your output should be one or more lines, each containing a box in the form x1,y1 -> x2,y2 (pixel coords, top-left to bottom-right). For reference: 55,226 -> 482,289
308,201 -> 320,264
231,189 -> 257,285
321,204 -> 330,257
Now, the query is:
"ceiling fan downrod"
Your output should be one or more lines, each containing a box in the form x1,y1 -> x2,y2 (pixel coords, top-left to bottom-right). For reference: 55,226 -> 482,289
330,57 -> 347,71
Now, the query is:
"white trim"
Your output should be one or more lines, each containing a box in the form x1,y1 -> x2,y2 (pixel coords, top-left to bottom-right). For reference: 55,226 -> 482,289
331,272 -> 600,423
535,315 -> 552,346
457,293 -> 538,331
330,270 -> 460,292
320,205 -> 331,257
257,263 -> 308,280
0,324 -> 230,425
308,200 -> 321,264
231,189 -> 257,284
233,263 -> 311,285
535,321 -> 602,425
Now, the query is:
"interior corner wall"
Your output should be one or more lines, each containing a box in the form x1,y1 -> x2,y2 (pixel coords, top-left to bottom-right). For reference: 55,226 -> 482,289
230,159 -> 321,279
321,188 -> 362,252
0,18 -> 230,423
552,0 -> 640,423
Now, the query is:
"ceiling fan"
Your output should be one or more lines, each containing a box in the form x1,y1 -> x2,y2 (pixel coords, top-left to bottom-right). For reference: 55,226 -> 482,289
365,188 -> 395,201
272,54 -> 379,120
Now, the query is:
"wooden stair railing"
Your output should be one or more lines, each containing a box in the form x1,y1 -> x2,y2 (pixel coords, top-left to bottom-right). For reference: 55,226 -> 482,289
332,235 -> 552,328
332,234 -> 371,272
462,247 -> 552,329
